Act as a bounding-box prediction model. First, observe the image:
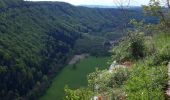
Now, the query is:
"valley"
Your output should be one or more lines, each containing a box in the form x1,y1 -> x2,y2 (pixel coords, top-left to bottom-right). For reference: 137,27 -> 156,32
0,0 -> 163,100
40,56 -> 110,100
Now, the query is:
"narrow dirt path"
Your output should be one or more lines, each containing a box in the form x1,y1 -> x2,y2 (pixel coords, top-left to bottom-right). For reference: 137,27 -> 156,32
166,62 -> 170,96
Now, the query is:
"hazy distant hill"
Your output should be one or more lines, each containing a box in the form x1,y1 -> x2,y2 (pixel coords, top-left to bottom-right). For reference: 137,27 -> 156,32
78,5 -> 141,9
78,5 -> 117,8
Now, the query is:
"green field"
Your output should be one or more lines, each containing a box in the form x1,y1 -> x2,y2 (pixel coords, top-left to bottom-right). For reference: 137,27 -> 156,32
40,56 -> 110,100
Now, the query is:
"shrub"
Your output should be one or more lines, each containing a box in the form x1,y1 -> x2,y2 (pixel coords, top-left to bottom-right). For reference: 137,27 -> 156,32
128,32 -> 146,59
111,68 -> 130,87
87,69 -> 112,93
64,86 -> 93,100
64,68 -> 130,100
124,64 -> 168,100
112,31 -> 146,62
112,39 -> 131,62
153,44 -> 170,65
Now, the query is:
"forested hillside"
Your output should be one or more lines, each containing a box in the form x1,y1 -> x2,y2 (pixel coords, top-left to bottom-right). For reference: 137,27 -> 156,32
0,0 -> 157,99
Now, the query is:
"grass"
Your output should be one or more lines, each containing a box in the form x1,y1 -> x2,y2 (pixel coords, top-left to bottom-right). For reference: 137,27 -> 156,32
153,33 -> 170,50
40,56 -> 110,100
123,33 -> 170,100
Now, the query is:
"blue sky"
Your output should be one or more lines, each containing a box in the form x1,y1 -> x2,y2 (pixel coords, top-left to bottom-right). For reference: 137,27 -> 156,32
28,0 -> 149,6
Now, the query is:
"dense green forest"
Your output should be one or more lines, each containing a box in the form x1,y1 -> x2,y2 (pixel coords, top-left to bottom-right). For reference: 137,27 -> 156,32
0,0 -> 158,99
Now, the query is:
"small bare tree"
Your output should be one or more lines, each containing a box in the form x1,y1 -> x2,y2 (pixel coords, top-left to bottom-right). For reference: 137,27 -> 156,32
113,0 -> 131,34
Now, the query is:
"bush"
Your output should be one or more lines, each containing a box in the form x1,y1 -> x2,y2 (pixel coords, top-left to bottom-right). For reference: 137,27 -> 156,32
128,32 -> 146,59
111,68 -> 130,87
124,64 -> 168,100
153,44 -> 170,65
64,86 -> 93,100
112,39 -> 131,62
87,69 -> 112,93
112,31 -> 146,62
64,68 -> 130,100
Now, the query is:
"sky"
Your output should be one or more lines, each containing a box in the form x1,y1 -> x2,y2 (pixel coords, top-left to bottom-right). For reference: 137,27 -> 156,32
28,0 -> 149,6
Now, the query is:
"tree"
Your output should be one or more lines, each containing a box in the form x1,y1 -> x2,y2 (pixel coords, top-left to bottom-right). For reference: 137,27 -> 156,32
143,0 -> 170,28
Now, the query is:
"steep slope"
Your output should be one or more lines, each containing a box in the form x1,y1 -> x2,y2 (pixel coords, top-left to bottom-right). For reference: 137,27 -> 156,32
0,0 -> 157,99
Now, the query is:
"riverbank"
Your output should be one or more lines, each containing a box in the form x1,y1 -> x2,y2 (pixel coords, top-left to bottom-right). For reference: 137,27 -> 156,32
68,54 -> 89,65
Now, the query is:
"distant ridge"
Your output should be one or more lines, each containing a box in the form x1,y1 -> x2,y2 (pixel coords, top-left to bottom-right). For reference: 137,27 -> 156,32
78,5 -> 141,9
78,5 -> 116,8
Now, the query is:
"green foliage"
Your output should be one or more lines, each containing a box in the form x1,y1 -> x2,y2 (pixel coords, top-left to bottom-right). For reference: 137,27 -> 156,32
122,33 -> 170,100
104,32 -> 122,40
111,68 -> 129,87
88,69 -> 112,93
129,32 -> 146,59
112,19 -> 157,62
112,31 -> 146,61
74,35 -> 110,56
124,64 -> 168,100
64,67 -> 130,100
152,44 -> 170,66
0,1 -> 6,8
112,39 -> 131,62
100,27 -> 170,100
62,2 -> 170,99
143,0 -> 170,28
147,33 -> 170,66
143,0 -> 162,16
64,86 -> 93,100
